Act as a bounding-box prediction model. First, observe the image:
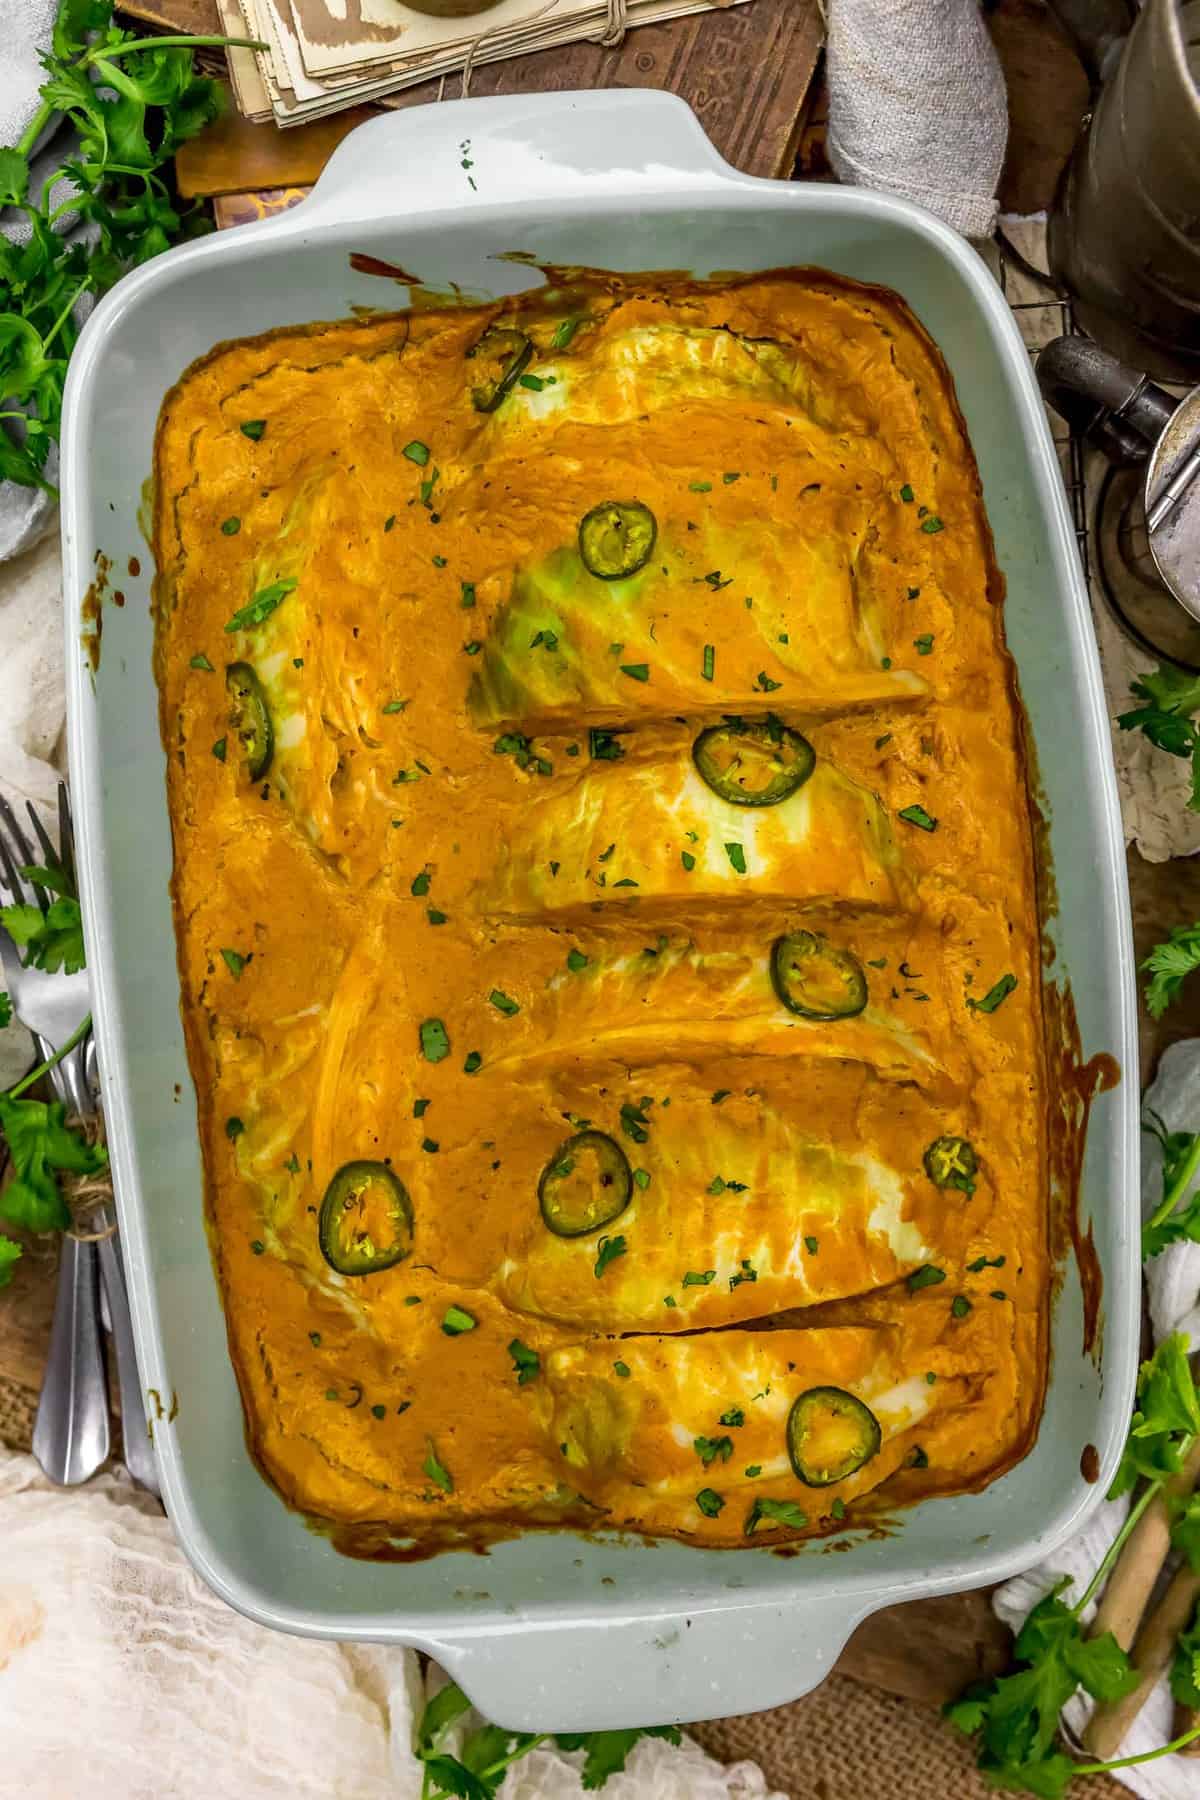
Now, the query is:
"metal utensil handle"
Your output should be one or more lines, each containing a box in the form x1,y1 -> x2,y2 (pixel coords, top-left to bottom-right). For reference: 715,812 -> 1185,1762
31,1225 -> 110,1486
1036,335 -> 1178,461
96,1232 -> 159,1496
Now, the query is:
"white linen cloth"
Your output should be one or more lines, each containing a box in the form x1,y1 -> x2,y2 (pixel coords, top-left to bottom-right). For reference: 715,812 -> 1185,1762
995,1040 -> 1200,1798
825,0 -> 1008,239
0,1444 -> 783,1800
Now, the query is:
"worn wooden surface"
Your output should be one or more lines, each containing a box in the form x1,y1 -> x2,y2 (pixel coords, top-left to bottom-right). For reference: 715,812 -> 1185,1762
143,0 -> 824,186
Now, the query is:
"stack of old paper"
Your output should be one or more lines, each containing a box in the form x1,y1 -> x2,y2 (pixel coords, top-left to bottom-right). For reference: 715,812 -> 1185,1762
222,0 -> 748,125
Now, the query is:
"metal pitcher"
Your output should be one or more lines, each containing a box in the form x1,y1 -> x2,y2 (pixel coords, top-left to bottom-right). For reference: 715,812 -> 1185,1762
1047,0 -> 1200,383
1038,336 -> 1200,633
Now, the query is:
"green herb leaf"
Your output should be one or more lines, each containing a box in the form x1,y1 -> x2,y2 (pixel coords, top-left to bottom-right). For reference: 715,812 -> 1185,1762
189,652 -> 214,670
220,517 -> 240,536
682,1269 -> 716,1287
951,1294 -> 972,1319
463,1050 -> 482,1074
968,973 -> 1018,1014
696,1488 -> 725,1517
240,419 -> 265,441
1,875 -> 85,976
220,946 -> 247,979
423,1437 -> 453,1494
403,440 -> 431,466
701,643 -> 715,682
0,1096 -> 107,1234
898,804 -> 937,832
0,1233 -> 21,1289
907,1264 -> 946,1292
920,516 -> 944,534
488,988 -> 519,1016
724,842 -> 747,874
613,1360 -> 631,1378
224,577 -> 297,634
1143,922 -> 1200,1019
719,1407 -> 745,1428
419,1017 -> 450,1061
1109,1332 -> 1200,1498
1171,1598 -> 1200,1707
508,1338 -> 540,1383
694,1433 -> 733,1465
900,484 -> 914,502
566,948 -> 589,972
619,1097 -> 653,1144
594,1233 -> 626,1278
745,1497 -> 808,1535
619,663 -> 649,682
225,1116 -> 244,1140
914,634 -> 934,655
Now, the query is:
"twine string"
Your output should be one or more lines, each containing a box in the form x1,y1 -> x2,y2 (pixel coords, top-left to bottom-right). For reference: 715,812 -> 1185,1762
64,1112 -> 117,1243
452,0 -> 628,99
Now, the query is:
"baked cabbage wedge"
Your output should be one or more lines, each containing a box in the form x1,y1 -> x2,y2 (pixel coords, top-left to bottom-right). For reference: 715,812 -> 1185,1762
153,268 -> 1047,1552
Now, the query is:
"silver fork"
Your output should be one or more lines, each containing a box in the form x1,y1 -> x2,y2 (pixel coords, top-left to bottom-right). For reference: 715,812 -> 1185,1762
0,789 -> 160,1495
0,786 -> 109,1485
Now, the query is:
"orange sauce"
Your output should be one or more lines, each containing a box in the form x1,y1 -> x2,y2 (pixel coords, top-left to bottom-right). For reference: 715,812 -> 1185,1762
153,270 -> 1049,1553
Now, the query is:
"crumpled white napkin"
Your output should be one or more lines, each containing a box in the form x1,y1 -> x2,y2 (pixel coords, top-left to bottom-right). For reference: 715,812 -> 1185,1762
825,0 -> 1008,239
995,1040 -> 1200,1798
0,1444 -> 783,1800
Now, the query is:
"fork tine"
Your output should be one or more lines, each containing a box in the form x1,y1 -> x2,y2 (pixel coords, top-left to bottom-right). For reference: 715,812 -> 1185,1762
0,803 -> 40,911
25,801 -> 60,877
57,783 -> 77,895
0,792 -> 37,873
0,829 -> 34,911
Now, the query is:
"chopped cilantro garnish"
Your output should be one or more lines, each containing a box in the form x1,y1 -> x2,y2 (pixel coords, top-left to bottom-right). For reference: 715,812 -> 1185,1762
383,698 -> 408,714
695,1433 -> 733,1465
633,1168 -> 651,1190
724,842 -> 747,875
720,1408 -> 745,1428
681,850 -> 696,872
220,517 -> 240,536
463,641 -> 482,656
696,1488 -> 725,1517
220,947 -> 247,979
459,581 -> 476,609
489,989 -> 519,1016
689,480 -> 713,493
224,577 -> 296,634
920,516 -> 944,534
371,1403 -> 387,1419
239,419 -> 265,441
519,372 -> 546,391
898,804 -> 938,832
411,870 -> 431,897
463,1050 -> 482,1074
967,1254 -> 1006,1272
589,728 -> 625,761
287,1154 -> 301,1174
508,1339 -> 540,1383
613,1360 -> 632,1378
403,440 -> 430,466
723,471 -> 741,485
907,1264 -> 946,1292
711,1090 -> 731,1104
384,515 -> 396,533
702,643 -> 715,682
442,1305 -> 476,1336
755,671 -> 781,692
914,634 -> 934,655
594,1234 -> 626,1278
804,1235 -> 819,1254
567,948 -> 589,972
190,653 -> 213,671
225,1116 -> 244,1140
899,484 -> 914,503
745,1497 -> 807,1535
419,1018 -> 450,1062
619,1097 -> 653,1144
421,1137 -> 440,1153
968,973 -> 1018,1013
423,1438 -> 453,1494
951,1294 -> 972,1319
552,317 -> 581,349
683,1269 -> 716,1287
427,909 -> 448,925
620,663 -> 649,682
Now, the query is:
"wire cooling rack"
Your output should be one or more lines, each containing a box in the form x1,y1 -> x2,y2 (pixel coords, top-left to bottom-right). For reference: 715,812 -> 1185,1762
992,229 -> 1093,588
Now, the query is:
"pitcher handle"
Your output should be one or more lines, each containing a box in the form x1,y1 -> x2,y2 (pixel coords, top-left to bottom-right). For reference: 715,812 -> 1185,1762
1037,335 -> 1178,465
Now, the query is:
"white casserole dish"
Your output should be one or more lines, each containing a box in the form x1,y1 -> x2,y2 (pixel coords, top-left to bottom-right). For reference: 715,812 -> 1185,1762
61,90 -> 1139,1731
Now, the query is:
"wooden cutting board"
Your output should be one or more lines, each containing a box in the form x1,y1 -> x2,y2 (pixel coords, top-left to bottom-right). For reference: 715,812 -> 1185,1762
130,0 -> 824,187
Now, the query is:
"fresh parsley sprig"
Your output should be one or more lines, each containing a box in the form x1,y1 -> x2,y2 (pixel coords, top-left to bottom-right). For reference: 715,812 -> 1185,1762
946,1336 -> 1200,1794
0,854 -> 104,1284
1118,665 -> 1200,813
413,1679 -> 680,1798
1143,922 -> 1200,1020
1142,1112 -> 1200,1258
0,0 -> 262,492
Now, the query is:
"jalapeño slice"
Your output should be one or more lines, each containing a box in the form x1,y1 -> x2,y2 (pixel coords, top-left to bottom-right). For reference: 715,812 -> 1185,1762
319,1160 -> 413,1275
923,1135 -> 979,1194
787,1386 -> 882,1487
225,661 -> 273,779
538,1130 -> 633,1238
693,720 -> 815,807
578,500 -> 657,580
771,931 -> 868,1020
468,326 -> 533,412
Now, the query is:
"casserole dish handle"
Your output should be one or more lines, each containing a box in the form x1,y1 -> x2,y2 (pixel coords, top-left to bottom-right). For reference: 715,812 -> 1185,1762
296,89 -> 741,230
422,1594 -> 866,1732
